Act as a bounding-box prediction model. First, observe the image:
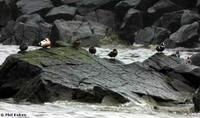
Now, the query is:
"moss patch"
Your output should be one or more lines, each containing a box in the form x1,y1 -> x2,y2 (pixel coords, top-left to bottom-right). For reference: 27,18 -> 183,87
15,46 -> 96,67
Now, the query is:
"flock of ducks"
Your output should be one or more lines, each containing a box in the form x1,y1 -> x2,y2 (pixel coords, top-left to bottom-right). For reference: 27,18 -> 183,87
18,38 -> 192,63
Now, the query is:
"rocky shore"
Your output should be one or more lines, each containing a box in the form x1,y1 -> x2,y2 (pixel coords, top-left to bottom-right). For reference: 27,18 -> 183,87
1,0 -> 200,114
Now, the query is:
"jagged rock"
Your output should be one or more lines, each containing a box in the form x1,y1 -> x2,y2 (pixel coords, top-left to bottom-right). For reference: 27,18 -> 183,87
154,10 -> 200,33
84,9 -> 116,29
147,0 -> 182,22
51,20 -> 108,46
193,88 -> 200,112
0,45 -> 189,103
119,8 -> 143,44
0,0 -> 12,27
0,14 -> 52,45
45,5 -> 77,23
16,0 -> 53,15
143,53 -> 200,88
166,22 -> 199,48
191,53 -> 200,66
115,0 -> 158,11
77,0 -> 121,15
135,26 -> 170,45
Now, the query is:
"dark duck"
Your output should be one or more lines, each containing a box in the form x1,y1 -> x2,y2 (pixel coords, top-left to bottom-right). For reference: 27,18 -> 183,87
108,49 -> 118,59
89,46 -> 96,55
156,42 -> 165,53
18,43 -> 28,53
72,39 -> 81,49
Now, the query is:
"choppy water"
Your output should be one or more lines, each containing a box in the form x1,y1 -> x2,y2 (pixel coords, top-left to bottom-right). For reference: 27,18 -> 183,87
0,44 -> 199,118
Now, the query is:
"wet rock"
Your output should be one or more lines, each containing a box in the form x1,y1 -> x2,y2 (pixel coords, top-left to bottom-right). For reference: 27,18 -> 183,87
135,26 -> 170,45
166,22 -> 199,48
191,53 -> 200,66
85,9 -> 116,29
60,0 -> 82,5
0,0 -> 12,27
193,88 -> 200,112
154,10 -> 200,33
119,8 -> 143,44
0,45 -> 188,103
77,0 -> 121,15
115,0 -> 158,11
0,14 -> 52,45
51,20 -> 108,47
170,0 -> 196,8
16,0 -> 53,15
147,0 -> 182,22
45,5 -> 77,23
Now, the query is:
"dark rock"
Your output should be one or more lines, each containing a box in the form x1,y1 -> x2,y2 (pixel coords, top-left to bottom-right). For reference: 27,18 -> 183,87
0,46 -> 189,103
60,0 -> 81,5
16,0 -> 53,15
166,22 -> 199,48
170,0 -> 196,8
0,20 -> 16,45
51,20 -> 108,47
115,0 -> 159,11
135,26 -> 170,45
143,53 -> 200,88
0,14 -> 52,46
85,9 -> 116,29
45,5 -> 77,23
154,10 -> 200,33
77,0 -> 121,15
193,88 -> 200,112
119,8 -> 143,44
191,53 -> 200,66
0,0 -> 12,27
147,0 -> 182,22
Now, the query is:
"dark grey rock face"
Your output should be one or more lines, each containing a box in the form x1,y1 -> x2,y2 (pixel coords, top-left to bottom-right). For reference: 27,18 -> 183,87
0,0 -> 12,27
51,20 -> 108,46
0,14 -> 52,45
16,0 -> 53,15
191,53 -> 200,67
166,22 -> 199,48
0,46 -> 193,104
135,26 -> 170,45
119,8 -> 143,44
46,5 -> 77,23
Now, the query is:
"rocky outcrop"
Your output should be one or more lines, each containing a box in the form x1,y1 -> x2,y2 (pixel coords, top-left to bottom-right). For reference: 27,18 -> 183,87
51,20 -> 108,46
0,0 -> 12,27
0,14 -> 52,45
45,5 -> 77,23
0,45 -> 195,104
16,0 -> 53,15
166,22 -> 199,48
135,26 -> 170,45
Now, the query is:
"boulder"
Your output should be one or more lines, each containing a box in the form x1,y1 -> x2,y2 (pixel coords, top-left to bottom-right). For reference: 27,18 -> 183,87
77,0 -> 121,15
167,22 -> 199,48
115,0 -> 159,11
135,26 -> 170,45
0,0 -> 12,27
16,0 -> 53,15
0,14 -> 52,45
191,53 -> 200,66
0,45 -> 189,103
45,5 -> 77,23
154,10 -> 200,33
84,9 -> 116,29
147,0 -> 182,22
119,8 -> 143,44
143,53 -> 200,88
51,20 -> 108,47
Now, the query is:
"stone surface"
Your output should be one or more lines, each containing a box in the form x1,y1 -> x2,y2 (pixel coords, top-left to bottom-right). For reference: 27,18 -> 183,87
51,20 -> 108,47
0,45 -> 192,104
16,0 -> 53,15
46,5 -> 77,23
